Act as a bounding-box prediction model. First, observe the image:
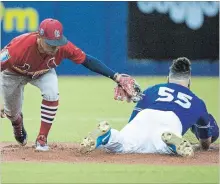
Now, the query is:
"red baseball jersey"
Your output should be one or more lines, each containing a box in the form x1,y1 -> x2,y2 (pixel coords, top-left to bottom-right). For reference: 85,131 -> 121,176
0,32 -> 86,78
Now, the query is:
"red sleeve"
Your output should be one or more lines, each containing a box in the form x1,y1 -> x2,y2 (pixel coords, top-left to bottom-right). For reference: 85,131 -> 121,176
62,41 -> 86,64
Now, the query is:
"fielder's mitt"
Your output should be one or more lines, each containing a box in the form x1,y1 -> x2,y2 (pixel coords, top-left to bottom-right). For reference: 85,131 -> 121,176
114,73 -> 144,103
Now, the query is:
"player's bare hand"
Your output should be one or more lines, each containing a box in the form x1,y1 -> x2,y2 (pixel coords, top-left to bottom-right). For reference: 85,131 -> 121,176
0,108 -> 6,118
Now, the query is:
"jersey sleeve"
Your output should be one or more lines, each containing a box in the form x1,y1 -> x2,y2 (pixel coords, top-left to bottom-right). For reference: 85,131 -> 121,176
193,100 -> 212,139
62,41 -> 86,64
208,114 -> 219,143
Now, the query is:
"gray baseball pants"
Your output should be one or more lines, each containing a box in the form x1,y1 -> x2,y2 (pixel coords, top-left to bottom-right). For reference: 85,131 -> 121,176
0,69 -> 59,121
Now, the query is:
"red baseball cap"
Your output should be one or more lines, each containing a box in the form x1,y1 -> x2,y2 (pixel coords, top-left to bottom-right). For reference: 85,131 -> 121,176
38,18 -> 68,46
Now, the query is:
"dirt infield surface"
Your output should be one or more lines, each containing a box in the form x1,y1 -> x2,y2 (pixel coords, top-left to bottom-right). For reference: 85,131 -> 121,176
1,142 -> 219,165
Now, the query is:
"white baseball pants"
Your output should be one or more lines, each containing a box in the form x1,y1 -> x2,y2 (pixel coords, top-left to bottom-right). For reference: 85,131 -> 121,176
103,109 -> 183,154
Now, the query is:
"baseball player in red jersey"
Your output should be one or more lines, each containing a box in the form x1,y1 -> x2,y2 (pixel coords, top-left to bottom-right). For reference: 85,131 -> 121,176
0,18 -> 142,151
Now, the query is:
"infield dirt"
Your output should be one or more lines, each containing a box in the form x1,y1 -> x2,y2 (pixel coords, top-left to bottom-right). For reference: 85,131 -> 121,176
1,142 -> 219,165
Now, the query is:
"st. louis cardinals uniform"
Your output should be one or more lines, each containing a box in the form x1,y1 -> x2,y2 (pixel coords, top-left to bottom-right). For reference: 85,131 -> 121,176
0,18 -> 142,151
102,83 -> 218,154
1,32 -> 85,121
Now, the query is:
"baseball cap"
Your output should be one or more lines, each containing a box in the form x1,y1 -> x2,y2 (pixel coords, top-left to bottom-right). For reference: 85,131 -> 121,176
38,18 -> 68,46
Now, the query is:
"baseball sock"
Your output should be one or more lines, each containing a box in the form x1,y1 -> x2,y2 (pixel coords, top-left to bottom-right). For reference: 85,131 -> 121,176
6,113 -> 22,123
12,114 -> 22,125
38,99 -> 59,139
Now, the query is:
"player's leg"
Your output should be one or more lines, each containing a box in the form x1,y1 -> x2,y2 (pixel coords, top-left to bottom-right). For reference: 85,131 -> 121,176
1,70 -> 28,145
102,125 -> 144,153
30,69 -> 59,151
80,109 -> 189,154
101,114 -> 159,154
159,111 -> 194,157
80,109 -> 163,154
161,132 -> 194,157
80,111 -> 157,154
80,121 -> 111,153
80,121 -> 126,153
128,109 -> 193,156
106,109 -> 169,154
115,109 -> 192,155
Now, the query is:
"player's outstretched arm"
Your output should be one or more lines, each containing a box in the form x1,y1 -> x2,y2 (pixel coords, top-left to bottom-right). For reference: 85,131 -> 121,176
82,54 -> 143,102
191,113 -> 219,150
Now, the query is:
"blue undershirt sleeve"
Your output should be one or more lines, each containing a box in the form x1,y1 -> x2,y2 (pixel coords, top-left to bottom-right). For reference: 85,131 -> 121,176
208,114 -> 219,143
191,114 -> 219,143
82,54 -> 116,80
191,100 -> 212,140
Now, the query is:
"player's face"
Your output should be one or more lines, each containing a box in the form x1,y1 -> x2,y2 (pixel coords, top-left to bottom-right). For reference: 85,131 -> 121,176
39,38 -> 59,55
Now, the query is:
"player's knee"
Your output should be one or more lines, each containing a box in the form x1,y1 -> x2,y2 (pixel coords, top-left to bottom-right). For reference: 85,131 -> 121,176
42,90 -> 59,101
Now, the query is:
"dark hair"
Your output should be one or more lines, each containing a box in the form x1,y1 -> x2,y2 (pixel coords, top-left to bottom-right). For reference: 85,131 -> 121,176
169,57 -> 191,78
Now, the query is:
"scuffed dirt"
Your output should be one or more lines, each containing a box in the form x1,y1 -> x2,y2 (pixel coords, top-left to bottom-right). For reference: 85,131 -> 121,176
1,142 -> 219,165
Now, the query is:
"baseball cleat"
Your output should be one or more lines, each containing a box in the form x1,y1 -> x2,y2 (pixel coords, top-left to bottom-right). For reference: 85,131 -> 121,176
161,132 -> 194,157
80,121 -> 111,154
12,113 -> 27,146
35,135 -> 49,152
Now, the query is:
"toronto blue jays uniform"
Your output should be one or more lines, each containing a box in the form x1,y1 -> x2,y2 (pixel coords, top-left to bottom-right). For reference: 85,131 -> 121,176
102,83 -> 218,153
129,83 -> 219,140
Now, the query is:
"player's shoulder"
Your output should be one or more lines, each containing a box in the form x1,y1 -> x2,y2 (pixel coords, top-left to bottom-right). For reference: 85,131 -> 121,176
59,41 -> 85,60
181,86 -> 205,105
182,87 -> 207,108
143,83 -> 163,94
7,32 -> 37,49
194,95 -> 206,107
60,41 -> 78,51
12,32 -> 37,44
144,83 -> 170,91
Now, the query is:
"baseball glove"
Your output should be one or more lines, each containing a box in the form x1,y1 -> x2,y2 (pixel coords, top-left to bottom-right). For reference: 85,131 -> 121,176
114,73 -> 144,103
114,85 -> 132,103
